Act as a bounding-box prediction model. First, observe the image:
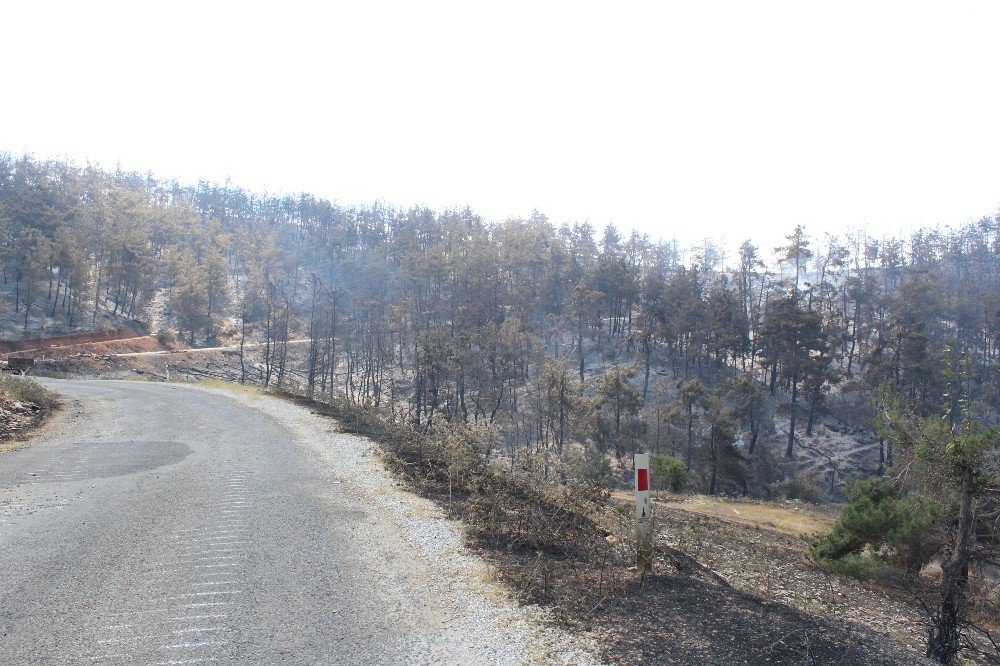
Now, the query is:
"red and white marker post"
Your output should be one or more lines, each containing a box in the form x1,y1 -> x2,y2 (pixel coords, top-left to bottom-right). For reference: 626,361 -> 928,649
634,453 -> 652,573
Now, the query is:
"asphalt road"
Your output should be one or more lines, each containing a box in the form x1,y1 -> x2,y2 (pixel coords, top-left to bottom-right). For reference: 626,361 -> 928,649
0,379 -> 558,665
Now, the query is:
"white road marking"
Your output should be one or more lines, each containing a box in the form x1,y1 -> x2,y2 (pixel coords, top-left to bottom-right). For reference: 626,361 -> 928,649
172,591 -> 241,598
162,556 -> 245,565
160,640 -> 228,649
89,653 -> 132,661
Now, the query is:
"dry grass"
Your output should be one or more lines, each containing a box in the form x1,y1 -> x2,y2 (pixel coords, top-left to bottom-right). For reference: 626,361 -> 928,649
611,491 -> 839,538
0,375 -> 61,449
0,375 -> 60,410
198,378 -> 265,397
120,375 -> 264,400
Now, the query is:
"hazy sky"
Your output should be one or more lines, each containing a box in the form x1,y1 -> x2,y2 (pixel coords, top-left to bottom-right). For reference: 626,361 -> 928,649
4,1 -> 1000,255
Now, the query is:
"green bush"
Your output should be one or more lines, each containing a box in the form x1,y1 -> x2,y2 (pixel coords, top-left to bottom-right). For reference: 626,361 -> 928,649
651,454 -> 690,493
810,477 -> 935,571
821,552 -> 909,587
563,443 -> 613,489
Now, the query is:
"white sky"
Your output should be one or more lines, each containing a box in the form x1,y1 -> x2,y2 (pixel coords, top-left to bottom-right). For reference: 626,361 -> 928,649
4,1 -> 1000,256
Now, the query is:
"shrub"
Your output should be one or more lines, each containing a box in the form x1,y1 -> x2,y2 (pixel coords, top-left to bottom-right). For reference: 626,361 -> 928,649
1,377 -> 60,410
781,474 -> 824,504
821,552 -> 909,587
157,328 -> 178,347
432,420 -> 496,507
562,443 -> 614,490
651,454 -> 690,493
810,477 -> 935,571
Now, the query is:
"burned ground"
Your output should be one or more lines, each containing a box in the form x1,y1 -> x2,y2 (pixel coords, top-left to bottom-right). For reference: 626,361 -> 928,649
597,573 -> 922,665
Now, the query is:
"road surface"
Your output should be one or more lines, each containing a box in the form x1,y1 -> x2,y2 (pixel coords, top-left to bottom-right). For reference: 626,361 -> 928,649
0,379 -> 582,665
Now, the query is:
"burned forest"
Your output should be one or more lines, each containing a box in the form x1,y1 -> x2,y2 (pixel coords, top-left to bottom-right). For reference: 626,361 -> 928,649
2,152 -> 998,663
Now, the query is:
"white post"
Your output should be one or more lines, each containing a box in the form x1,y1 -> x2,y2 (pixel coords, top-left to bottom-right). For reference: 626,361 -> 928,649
165,364 -> 170,381
634,453 -> 652,573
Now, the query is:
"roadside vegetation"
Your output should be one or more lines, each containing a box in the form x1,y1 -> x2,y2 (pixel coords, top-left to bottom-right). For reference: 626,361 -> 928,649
275,388 -> 631,606
0,375 -> 59,444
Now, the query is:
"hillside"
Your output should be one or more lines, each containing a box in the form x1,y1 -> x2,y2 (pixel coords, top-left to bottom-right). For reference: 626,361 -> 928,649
3,153 -> 998,663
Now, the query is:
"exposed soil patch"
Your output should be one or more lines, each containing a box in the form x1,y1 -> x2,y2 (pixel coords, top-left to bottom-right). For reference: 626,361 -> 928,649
0,323 -> 147,354
454,493 -> 929,665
